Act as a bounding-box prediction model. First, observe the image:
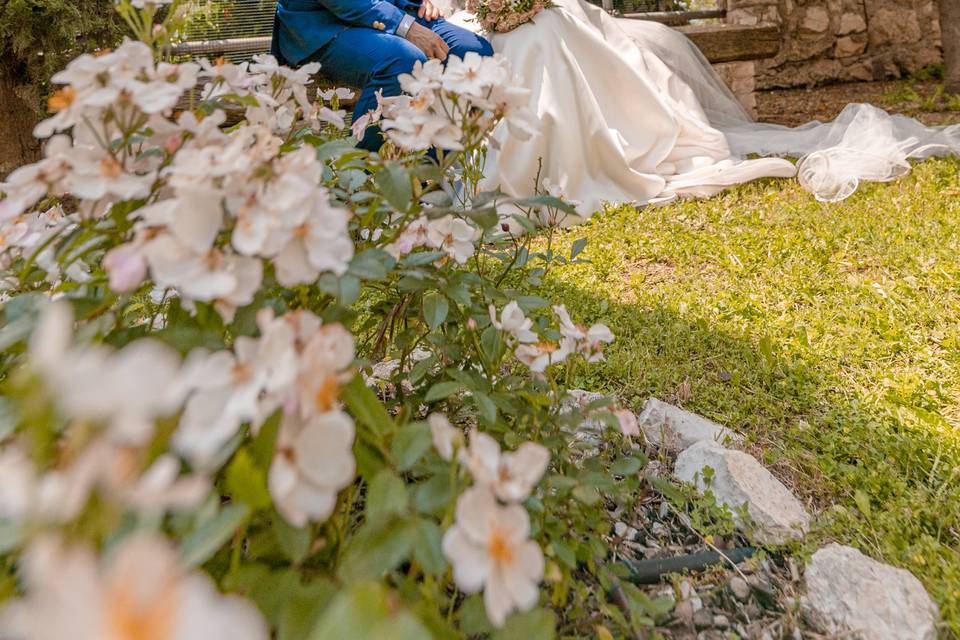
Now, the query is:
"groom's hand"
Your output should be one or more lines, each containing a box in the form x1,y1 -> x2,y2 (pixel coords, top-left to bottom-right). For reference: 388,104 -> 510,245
406,22 -> 449,60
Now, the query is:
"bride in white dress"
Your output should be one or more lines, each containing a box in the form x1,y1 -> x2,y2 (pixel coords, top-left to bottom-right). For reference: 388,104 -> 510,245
445,0 -> 960,217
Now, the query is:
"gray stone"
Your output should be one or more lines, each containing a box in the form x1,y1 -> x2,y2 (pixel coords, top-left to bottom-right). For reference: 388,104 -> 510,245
638,398 -> 742,453
730,576 -> 751,601
674,441 -> 811,544
802,544 -> 939,640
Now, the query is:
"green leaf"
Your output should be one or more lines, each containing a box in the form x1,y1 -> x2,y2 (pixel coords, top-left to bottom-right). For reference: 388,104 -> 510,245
338,519 -> 417,583
309,581 -> 389,639
278,579 -> 337,640
349,249 -> 394,281
412,518 -> 446,576
251,411 -> 282,470
425,381 -> 464,403
413,474 -> 453,515
552,541 -> 576,568
366,469 -> 409,526
610,456 -> 645,477
309,581 -> 434,640
273,512 -> 313,563
391,422 -> 432,471
473,391 -> 497,425
339,274 -> 362,305
570,237 -> 588,259
853,489 -> 873,521
342,375 -> 396,439
225,449 -> 272,510
375,163 -> 414,212
459,595 -> 494,635
423,293 -> 449,330
492,608 -> 556,640
180,503 -> 250,568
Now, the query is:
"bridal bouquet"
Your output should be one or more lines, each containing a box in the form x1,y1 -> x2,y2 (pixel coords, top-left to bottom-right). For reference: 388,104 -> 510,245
465,0 -> 554,32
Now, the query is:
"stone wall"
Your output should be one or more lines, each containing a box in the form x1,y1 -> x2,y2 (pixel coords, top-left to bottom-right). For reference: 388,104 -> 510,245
726,0 -> 943,89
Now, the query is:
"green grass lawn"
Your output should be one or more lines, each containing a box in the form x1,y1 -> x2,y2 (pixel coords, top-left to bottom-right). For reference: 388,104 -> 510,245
539,158 -> 960,634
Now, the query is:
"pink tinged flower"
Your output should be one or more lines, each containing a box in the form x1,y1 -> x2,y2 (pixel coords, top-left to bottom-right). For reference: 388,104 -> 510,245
441,486 -> 545,627
459,430 -> 549,503
0,533 -> 269,640
613,409 -> 640,438
513,340 -> 571,373
268,412 -> 356,528
103,243 -> 147,293
429,413 -> 463,461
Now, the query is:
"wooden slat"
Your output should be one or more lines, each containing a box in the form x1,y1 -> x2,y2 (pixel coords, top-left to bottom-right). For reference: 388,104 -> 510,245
621,9 -> 726,25
679,24 -> 780,63
167,36 -> 272,58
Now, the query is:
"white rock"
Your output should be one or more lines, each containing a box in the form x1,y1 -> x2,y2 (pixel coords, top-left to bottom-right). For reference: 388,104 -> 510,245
673,441 -> 810,544
561,389 -> 611,444
637,398 -> 742,452
802,544 -> 939,640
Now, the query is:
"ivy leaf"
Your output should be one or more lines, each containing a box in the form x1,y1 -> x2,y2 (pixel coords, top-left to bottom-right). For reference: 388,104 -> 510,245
423,293 -> 449,330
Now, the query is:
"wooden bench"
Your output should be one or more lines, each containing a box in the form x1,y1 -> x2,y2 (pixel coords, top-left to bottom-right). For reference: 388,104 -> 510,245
168,8 -> 780,112
168,19 -> 779,66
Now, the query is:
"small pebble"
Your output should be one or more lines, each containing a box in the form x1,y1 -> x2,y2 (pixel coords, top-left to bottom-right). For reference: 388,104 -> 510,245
729,576 -> 751,601
712,614 -> 730,628
692,609 -> 713,629
674,599 -> 694,625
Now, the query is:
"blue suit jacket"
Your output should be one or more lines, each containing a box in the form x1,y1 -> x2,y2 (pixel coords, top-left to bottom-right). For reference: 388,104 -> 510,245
272,0 -> 422,66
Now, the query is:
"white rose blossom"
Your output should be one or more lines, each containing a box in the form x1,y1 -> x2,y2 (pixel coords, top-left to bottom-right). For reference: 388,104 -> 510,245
29,302 -> 188,445
429,413 -> 463,461
442,486 -> 545,627
426,215 -> 480,264
459,429 -> 549,503
269,411 -> 357,528
0,533 -> 268,640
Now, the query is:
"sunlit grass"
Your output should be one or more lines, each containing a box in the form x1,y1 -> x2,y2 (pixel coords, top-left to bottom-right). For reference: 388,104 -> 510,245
538,158 -> 960,633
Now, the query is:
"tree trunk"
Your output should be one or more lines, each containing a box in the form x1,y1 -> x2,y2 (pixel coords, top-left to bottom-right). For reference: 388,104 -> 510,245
941,0 -> 960,93
0,63 -> 41,178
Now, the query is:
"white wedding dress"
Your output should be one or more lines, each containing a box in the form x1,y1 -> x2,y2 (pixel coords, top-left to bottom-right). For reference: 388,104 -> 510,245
447,0 -> 960,218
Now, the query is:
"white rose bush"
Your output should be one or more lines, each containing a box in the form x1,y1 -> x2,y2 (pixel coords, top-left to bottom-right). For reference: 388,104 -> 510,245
0,1 -> 662,638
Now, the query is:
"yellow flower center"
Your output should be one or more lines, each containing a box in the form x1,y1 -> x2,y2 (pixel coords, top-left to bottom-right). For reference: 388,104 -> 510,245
232,361 -> 254,385
100,157 -> 123,179
106,579 -> 176,640
488,528 -> 514,565
47,87 -> 76,113
314,376 -> 341,412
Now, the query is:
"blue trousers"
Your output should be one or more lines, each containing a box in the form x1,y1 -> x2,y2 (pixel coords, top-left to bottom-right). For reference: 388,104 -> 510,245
309,18 -> 493,150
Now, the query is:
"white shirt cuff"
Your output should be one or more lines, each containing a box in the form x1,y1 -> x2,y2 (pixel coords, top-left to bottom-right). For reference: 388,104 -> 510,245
397,14 -> 416,38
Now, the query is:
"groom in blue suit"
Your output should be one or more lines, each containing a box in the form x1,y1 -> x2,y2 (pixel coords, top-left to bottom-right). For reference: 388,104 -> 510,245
272,0 -> 494,150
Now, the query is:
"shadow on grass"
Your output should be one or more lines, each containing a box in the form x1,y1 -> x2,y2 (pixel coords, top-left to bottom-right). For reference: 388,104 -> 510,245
541,279 -> 960,634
